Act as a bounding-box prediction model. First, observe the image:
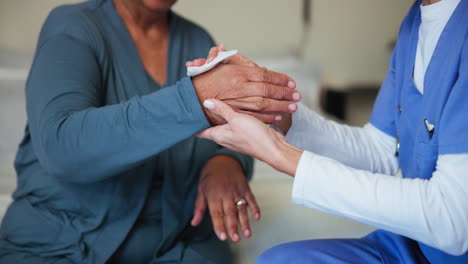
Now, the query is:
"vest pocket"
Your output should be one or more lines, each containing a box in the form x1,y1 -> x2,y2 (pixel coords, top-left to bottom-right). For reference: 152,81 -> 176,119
0,198 -> 63,247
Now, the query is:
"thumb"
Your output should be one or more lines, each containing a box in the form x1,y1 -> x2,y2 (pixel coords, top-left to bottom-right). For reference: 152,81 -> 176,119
203,99 -> 236,123
197,124 -> 230,141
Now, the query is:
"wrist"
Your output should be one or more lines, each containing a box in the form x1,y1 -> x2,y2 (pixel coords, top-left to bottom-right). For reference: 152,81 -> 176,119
269,141 -> 303,177
203,155 -> 243,175
177,77 -> 211,124
191,76 -> 212,123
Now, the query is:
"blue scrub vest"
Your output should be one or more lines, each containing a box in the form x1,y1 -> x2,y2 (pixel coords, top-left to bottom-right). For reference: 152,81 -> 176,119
370,1 -> 468,263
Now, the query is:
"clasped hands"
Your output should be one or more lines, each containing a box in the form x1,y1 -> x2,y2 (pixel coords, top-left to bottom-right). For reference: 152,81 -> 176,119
190,45 -> 302,243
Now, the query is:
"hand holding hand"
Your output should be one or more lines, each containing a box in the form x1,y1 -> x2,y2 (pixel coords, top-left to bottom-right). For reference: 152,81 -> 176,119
190,45 -> 301,125
198,99 -> 303,176
190,45 -> 294,133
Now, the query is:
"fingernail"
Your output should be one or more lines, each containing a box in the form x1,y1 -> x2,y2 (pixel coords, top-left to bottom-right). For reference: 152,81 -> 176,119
275,115 -> 282,121
293,92 -> 301,101
288,81 -> 296,89
233,233 -> 240,241
244,229 -> 251,237
255,213 -> 260,220
203,100 -> 215,110
186,62 -> 190,66
220,232 -> 227,241
288,104 -> 297,112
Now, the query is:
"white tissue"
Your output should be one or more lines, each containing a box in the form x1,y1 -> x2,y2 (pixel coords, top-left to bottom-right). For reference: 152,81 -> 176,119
187,50 -> 238,77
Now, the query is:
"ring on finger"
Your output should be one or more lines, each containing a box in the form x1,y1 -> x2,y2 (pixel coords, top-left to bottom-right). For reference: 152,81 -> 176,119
236,198 -> 247,206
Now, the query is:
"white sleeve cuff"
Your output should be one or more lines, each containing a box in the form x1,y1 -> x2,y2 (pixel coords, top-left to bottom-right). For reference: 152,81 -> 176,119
292,151 -> 315,207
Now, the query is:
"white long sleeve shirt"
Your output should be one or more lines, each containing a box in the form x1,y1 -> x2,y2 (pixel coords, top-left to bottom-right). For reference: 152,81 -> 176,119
286,105 -> 468,255
285,0 -> 468,255
414,0 -> 460,93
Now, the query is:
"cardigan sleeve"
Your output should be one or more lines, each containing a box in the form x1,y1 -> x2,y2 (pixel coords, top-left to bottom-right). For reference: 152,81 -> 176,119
27,33 -> 209,183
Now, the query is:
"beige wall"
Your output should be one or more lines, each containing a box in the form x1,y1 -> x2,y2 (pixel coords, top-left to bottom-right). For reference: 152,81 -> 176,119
174,0 -> 413,86
0,0 -> 413,85
0,0 -> 80,51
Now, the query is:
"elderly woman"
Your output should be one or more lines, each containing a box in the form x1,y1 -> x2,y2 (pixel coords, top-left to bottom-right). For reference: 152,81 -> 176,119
197,0 -> 468,263
0,0 -> 300,263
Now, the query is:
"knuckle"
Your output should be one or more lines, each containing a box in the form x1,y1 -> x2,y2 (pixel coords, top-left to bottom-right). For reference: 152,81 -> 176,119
243,56 -> 257,67
214,225 -> 224,232
228,221 -> 237,228
240,218 -> 249,227
262,67 -> 270,82
238,206 -> 248,214
231,77 -> 242,90
262,83 -> 270,97
280,86 -> 289,99
255,97 -> 265,111
276,101 -> 287,112
225,207 -> 238,217
211,209 -> 224,218
257,67 -> 267,82
262,115 -> 275,124
240,215 -> 249,223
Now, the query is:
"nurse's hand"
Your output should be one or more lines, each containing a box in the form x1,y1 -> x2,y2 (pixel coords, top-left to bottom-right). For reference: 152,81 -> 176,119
191,155 -> 260,243
198,99 -> 303,176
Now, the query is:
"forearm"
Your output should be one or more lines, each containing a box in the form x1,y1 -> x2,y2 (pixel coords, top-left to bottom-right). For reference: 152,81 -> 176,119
286,103 -> 399,175
30,77 -> 208,183
270,142 -> 303,177
290,152 -> 468,255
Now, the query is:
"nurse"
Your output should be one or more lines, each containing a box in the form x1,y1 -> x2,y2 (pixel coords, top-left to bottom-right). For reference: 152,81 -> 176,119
196,0 -> 468,263
0,0 -> 300,263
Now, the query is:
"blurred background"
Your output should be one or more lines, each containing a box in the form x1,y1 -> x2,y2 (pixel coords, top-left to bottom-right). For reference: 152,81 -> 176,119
0,0 -> 412,263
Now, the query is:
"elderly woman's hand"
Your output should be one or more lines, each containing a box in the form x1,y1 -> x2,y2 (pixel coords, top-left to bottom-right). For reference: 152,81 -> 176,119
198,99 -> 303,176
189,45 -> 296,131
192,64 -> 299,125
191,155 -> 260,243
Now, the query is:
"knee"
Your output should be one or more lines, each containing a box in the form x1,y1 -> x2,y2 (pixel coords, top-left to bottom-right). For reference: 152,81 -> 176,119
255,243 -> 294,264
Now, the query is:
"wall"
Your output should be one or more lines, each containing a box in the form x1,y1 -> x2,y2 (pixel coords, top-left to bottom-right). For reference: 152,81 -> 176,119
0,0 -> 80,51
174,0 -> 413,86
0,0 -> 413,85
